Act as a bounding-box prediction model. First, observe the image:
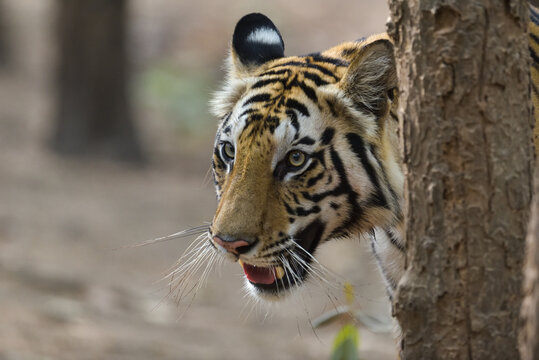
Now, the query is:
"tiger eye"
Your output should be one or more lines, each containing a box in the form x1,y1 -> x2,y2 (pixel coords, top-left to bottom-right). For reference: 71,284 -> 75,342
222,142 -> 235,160
288,150 -> 306,167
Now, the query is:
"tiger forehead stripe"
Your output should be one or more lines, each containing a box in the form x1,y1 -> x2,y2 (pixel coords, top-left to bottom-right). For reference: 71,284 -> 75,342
243,93 -> 272,106
285,99 -> 309,117
269,61 -> 341,80
305,52 -> 350,67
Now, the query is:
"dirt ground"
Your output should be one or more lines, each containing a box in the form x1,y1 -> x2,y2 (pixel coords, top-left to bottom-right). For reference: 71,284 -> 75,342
0,1 -> 397,359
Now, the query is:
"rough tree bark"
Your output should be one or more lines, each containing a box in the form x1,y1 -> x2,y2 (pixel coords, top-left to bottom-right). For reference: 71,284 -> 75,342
386,1 -> 534,359
520,168 -> 539,360
52,0 -> 144,163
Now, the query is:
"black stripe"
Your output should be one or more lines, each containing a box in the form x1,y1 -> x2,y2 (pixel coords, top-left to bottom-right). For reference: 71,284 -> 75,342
252,78 -> 283,89
326,148 -> 363,238
530,45 -> 539,66
239,108 -> 257,118
294,219 -> 326,255
531,6 -> 539,24
306,171 -> 325,187
367,142 -> 401,217
320,128 -> 335,145
243,93 -> 272,106
300,151 -> 357,203
325,99 -> 338,117
297,81 -> 318,102
213,147 -> 225,170
284,201 -> 295,215
260,68 -> 290,77
312,149 -> 326,167
286,109 -> 299,134
284,74 -> 298,90
341,48 -> 357,57
286,99 -> 310,117
273,162 -> 287,180
264,115 -> 280,133
303,72 -> 330,86
308,54 -> 349,67
385,229 -> 405,253
295,136 -> 315,146
295,205 -> 321,217
346,133 -> 389,209
270,61 -> 340,80
249,114 -> 264,122
259,237 -> 290,253
221,113 -> 232,127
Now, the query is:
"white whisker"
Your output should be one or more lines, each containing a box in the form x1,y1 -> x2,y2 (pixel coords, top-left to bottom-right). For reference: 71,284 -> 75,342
132,225 -> 210,248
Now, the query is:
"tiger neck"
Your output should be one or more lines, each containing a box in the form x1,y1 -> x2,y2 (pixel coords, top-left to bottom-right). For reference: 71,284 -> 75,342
369,223 -> 406,301
368,115 -> 406,299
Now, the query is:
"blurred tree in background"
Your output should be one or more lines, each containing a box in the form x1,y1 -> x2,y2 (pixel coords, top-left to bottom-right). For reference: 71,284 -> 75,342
0,0 -> 8,67
52,0 -> 145,163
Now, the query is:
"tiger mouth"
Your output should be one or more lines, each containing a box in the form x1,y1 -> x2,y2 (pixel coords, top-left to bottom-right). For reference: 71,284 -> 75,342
239,258 -> 308,293
239,220 -> 325,296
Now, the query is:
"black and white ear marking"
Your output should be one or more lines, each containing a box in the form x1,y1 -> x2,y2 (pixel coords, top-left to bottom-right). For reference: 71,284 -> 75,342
232,13 -> 284,67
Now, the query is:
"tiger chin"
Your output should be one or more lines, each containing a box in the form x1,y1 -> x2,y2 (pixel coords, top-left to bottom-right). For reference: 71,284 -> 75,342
208,13 -> 406,302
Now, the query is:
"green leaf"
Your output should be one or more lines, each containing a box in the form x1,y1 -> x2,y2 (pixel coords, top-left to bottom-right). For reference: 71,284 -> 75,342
330,324 -> 360,360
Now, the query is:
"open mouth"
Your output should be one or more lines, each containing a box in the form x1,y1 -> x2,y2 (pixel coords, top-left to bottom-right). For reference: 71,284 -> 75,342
239,220 -> 325,295
239,258 -> 307,292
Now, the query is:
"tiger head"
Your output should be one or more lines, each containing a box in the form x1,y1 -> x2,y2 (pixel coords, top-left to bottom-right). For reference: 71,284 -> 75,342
209,13 -> 403,300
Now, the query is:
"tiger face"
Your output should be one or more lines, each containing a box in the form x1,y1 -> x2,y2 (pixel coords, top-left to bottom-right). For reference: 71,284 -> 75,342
209,13 -> 403,300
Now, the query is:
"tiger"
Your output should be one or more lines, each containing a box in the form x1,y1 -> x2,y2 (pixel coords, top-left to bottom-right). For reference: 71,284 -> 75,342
208,13 -> 405,301
204,7 -> 539,306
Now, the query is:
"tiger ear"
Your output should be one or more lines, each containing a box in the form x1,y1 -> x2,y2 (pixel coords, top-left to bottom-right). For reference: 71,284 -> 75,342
230,13 -> 285,75
211,13 -> 285,118
339,37 -> 396,119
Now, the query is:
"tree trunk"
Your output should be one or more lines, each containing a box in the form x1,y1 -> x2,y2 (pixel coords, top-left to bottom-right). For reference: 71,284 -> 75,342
0,0 -> 8,67
387,1 -> 534,359
52,0 -> 144,163
520,168 -> 539,360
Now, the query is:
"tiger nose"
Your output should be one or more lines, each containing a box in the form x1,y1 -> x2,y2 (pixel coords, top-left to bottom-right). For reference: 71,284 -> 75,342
212,235 -> 257,255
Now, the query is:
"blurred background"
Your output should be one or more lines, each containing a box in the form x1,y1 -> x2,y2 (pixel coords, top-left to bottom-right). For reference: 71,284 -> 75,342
0,1 -> 395,359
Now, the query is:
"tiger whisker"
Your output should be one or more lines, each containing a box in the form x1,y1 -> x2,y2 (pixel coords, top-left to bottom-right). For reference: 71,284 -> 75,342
240,292 -> 259,323
284,246 -> 339,291
165,241 -> 211,280
163,233 -> 218,306
288,239 -> 344,287
284,248 -> 341,308
159,232 -> 209,279
163,241 -> 211,283
131,225 -> 210,248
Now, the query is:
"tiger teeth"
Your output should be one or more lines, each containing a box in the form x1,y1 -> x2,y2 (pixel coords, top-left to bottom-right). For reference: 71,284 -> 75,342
275,266 -> 285,280
238,259 -> 244,267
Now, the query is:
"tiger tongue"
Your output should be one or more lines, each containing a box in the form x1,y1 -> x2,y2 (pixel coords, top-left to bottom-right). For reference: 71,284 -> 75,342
241,262 -> 275,285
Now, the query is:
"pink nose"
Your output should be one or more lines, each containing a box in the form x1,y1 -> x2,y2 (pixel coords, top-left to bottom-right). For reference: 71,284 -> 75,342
213,236 -> 250,254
